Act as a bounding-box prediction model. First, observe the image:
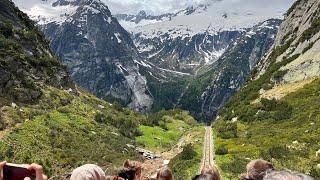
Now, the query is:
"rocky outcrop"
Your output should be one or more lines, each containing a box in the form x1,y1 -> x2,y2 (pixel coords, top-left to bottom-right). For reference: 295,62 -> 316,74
40,0 -> 153,112
255,0 -> 320,98
0,0 -> 73,104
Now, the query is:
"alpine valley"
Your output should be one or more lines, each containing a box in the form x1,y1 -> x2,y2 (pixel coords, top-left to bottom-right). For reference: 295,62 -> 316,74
2,0 -> 320,179
13,0 -> 290,121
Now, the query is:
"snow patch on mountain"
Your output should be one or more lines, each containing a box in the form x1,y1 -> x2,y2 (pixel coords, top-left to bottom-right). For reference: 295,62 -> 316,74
24,3 -> 78,25
117,0 -> 290,37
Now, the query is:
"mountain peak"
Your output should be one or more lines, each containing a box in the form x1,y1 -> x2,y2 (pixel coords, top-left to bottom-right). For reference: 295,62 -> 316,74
137,10 -> 147,17
52,0 -> 106,7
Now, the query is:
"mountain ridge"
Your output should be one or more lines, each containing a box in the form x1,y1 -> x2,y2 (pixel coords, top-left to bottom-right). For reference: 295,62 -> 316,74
13,0 -> 290,121
213,0 -> 320,178
39,0 -> 155,112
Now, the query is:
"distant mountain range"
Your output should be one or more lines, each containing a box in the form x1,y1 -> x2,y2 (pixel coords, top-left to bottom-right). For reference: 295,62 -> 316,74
14,0 -> 286,120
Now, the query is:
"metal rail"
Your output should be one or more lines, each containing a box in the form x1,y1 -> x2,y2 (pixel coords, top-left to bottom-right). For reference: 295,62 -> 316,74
201,126 -> 213,171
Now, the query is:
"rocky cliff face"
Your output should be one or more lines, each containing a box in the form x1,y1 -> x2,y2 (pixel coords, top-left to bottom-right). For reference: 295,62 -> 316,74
0,0 -> 73,106
133,30 -> 242,74
39,0 -> 153,112
255,0 -> 320,99
176,19 -> 281,121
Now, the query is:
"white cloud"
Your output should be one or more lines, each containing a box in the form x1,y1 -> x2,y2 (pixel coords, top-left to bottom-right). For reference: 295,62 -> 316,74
105,0 -> 294,15
12,0 -> 295,15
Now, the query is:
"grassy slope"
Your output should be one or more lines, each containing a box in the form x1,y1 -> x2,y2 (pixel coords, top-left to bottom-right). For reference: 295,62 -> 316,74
137,120 -> 189,152
213,78 -> 320,179
212,4 -> 320,178
0,86 -> 145,177
135,110 -> 205,179
169,125 -> 204,180
0,2 -> 144,177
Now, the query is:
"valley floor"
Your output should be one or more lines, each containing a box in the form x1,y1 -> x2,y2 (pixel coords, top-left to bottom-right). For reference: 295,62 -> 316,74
136,123 -> 205,179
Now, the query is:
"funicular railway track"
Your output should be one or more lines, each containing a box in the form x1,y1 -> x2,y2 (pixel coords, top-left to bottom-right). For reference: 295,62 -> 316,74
201,126 -> 214,171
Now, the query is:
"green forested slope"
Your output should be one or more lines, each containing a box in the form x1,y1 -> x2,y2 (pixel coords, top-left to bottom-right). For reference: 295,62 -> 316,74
0,0 -> 198,178
214,79 -> 320,179
213,0 -> 320,178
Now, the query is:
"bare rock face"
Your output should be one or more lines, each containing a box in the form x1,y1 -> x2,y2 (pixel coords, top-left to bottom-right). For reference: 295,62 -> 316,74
40,0 -> 153,112
255,0 -> 320,99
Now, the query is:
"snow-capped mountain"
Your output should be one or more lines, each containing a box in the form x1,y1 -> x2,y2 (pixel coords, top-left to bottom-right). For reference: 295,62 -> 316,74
115,0 -> 291,73
23,0 -> 155,112
116,0 -> 289,32
133,29 -> 242,73
176,19 -> 281,121
13,0 -> 289,120
114,4 -> 209,30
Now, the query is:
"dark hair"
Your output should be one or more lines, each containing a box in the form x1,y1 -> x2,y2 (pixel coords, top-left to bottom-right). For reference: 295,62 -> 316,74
192,174 -> 215,180
118,169 -> 136,180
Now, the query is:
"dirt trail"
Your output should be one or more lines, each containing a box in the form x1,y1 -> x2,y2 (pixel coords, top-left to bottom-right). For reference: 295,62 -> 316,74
200,126 -> 214,171
141,129 -> 202,179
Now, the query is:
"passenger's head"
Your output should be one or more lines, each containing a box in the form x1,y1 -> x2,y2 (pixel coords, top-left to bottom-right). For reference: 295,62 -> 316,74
121,160 -> 142,180
263,170 -> 314,180
192,174 -> 216,180
201,165 -> 220,180
239,159 -> 274,180
156,167 -> 173,180
118,169 -> 136,180
70,164 -> 106,180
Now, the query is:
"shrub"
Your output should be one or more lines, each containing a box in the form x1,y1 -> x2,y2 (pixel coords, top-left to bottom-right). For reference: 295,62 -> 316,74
23,29 -> 38,41
94,112 -> 141,137
215,145 -> 228,155
260,145 -> 290,161
302,42 -> 315,54
274,101 -> 293,120
261,98 -> 278,111
237,105 -> 258,122
0,21 -> 13,38
260,98 -> 293,121
217,122 -> 237,139
159,121 -> 168,130
299,17 -> 320,43
180,144 -> 197,160
310,167 -> 320,179
144,109 -> 194,126
94,112 -> 108,123
273,70 -> 288,81
169,144 -> 199,179
220,156 -> 249,175
112,101 -> 123,112
0,115 -> 5,130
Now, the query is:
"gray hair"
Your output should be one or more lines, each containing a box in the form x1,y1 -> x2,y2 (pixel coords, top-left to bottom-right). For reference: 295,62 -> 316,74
263,170 -> 314,180
70,164 -> 106,180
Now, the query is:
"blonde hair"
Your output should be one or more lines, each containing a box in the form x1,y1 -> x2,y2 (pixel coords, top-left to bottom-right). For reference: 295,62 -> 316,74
157,167 -> 173,180
201,165 -> 220,180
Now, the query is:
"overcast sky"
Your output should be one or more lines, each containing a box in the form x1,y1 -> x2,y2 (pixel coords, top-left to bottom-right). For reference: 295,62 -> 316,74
13,0 -> 295,15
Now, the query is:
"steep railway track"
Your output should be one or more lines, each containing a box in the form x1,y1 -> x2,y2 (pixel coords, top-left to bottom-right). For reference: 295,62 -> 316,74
201,126 -> 214,171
